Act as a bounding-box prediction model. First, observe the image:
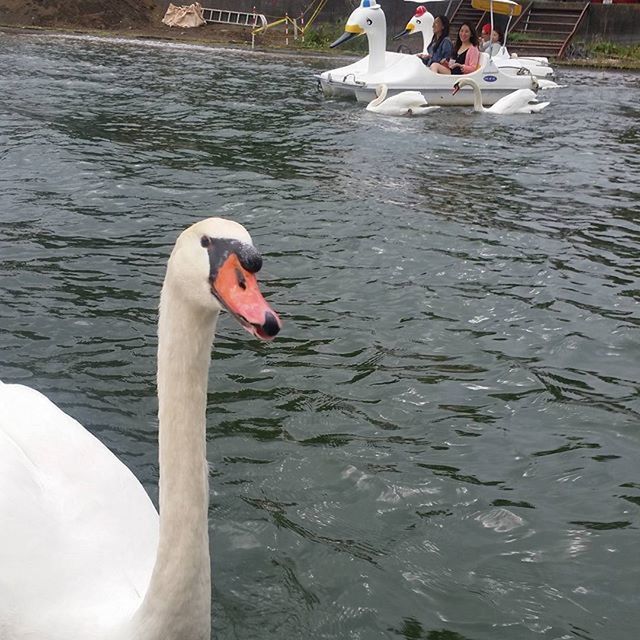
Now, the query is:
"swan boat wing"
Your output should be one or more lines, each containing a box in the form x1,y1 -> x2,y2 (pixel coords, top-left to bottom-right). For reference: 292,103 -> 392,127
0,381 -> 158,638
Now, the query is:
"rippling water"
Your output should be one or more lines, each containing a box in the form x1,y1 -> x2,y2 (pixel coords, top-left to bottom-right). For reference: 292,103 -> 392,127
1,32 -> 639,640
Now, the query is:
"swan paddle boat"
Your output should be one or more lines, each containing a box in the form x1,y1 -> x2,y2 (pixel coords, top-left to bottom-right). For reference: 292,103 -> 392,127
318,0 -> 538,106
396,1 -> 555,80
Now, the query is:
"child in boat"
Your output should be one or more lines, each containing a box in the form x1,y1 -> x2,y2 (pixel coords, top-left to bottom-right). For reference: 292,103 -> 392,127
418,15 -> 453,68
482,26 -> 504,56
430,22 -> 480,75
479,23 -> 491,51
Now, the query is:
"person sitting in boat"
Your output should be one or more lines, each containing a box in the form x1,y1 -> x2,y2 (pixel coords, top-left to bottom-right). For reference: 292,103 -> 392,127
430,22 -> 480,75
418,15 -> 453,67
481,26 -> 503,56
479,23 -> 491,51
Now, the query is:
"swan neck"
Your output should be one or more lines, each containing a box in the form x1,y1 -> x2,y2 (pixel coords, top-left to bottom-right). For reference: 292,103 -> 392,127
467,80 -> 484,112
367,20 -> 387,74
131,278 -> 214,640
371,84 -> 388,108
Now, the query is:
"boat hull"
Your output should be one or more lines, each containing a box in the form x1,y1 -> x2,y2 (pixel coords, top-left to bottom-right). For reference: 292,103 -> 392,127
319,55 -> 539,106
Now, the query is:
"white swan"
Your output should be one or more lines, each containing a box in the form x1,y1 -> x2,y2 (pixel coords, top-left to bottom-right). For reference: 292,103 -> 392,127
453,77 -> 550,115
0,218 -> 281,640
536,78 -> 564,90
366,83 -> 439,116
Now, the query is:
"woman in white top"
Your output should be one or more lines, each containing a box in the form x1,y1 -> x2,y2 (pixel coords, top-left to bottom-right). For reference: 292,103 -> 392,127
482,27 -> 503,57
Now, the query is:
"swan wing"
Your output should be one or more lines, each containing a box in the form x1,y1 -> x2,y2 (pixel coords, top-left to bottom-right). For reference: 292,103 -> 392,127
0,382 -> 159,638
408,105 -> 441,116
536,79 -> 564,90
382,90 -> 430,108
516,100 -> 550,113
487,89 -> 538,115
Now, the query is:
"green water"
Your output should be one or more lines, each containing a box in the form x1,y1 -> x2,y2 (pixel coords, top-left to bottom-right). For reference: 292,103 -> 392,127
0,33 -> 639,640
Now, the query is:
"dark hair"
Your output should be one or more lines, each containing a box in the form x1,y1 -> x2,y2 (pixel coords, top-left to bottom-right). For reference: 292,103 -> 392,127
429,15 -> 451,52
454,22 -> 479,50
493,28 -> 503,44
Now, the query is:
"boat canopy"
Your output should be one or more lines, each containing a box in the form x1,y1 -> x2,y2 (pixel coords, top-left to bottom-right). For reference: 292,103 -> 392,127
471,0 -> 522,17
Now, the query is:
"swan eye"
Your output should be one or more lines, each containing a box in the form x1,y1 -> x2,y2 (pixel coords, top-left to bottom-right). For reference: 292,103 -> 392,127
200,236 -> 210,248
417,20 -> 421,24
366,18 -> 372,25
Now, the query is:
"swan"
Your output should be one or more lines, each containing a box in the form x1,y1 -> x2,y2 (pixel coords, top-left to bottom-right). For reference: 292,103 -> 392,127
366,83 -> 439,116
536,78 -> 564,90
453,77 -> 550,115
0,218 -> 281,640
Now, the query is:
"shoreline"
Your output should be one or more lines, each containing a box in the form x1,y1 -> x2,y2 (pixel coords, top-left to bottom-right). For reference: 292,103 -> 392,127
2,22 -> 639,71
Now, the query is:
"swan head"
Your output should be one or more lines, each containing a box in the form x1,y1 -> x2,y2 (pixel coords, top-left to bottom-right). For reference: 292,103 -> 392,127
393,7 -> 433,40
451,78 -> 474,95
167,217 -> 281,341
330,0 -> 385,48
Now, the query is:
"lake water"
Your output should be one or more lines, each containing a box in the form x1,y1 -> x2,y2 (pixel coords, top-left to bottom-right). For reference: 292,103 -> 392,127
0,32 -> 639,640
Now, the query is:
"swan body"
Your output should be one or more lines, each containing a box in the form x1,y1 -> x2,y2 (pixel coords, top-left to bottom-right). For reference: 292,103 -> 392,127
366,83 -> 439,116
0,218 -> 281,640
536,78 -> 564,90
453,77 -> 550,115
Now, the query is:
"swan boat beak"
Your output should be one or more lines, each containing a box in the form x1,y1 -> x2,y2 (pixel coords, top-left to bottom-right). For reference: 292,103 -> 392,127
451,82 -> 461,96
393,23 -> 413,40
209,243 -> 281,341
330,24 -> 363,48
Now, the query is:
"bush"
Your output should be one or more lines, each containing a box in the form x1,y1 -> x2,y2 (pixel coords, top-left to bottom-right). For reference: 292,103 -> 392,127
300,22 -> 368,53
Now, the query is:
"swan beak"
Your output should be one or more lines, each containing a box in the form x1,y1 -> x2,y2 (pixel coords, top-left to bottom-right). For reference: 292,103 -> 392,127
451,82 -> 461,96
393,28 -> 410,40
330,25 -> 362,48
211,253 -> 281,341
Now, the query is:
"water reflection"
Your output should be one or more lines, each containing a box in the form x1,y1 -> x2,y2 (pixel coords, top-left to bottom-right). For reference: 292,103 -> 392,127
0,32 -> 639,640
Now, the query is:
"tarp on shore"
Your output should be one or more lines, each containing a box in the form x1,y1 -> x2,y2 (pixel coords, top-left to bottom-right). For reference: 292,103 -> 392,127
162,3 -> 206,28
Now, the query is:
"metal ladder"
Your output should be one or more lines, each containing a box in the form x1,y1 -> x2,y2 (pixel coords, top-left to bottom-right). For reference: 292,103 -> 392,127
201,7 -> 268,29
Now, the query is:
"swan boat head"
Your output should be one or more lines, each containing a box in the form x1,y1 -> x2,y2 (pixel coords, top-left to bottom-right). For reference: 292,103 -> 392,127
167,217 -> 281,340
393,6 -> 434,54
330,0 -> 387,75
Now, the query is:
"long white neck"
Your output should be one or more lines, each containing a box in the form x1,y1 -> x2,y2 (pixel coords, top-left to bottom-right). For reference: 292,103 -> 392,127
421,34 -> 429,55
129,276 -> 215,640
366,16 -> 387,74
466,80 -> 485,113
421,20 -> 434,55
369,83 -> 388,109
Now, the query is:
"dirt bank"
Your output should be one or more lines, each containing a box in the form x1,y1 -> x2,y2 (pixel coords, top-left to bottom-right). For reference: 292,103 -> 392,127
1,0 -> 637,69
0,0 -> 298,48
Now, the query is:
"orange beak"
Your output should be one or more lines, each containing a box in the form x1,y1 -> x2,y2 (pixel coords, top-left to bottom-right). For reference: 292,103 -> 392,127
211,253 -> 281,341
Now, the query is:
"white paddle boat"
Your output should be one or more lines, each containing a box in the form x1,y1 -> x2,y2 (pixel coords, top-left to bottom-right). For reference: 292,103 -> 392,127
318,0 -> 538,106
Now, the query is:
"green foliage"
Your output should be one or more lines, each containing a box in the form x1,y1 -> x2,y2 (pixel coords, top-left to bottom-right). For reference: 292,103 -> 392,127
300,22 -> 368,53
588,40 -> 640,60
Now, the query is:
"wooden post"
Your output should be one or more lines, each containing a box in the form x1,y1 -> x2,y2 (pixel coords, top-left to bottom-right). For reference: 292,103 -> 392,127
251,5 -> 256,49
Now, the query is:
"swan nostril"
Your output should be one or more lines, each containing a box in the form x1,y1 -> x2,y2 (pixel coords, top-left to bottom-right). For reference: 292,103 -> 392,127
262,312 -> 280,338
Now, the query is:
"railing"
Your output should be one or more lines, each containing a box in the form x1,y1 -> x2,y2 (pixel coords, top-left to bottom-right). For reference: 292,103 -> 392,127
510,1 -> 533,32
558,1 -> 590,58
201,8 -> 268,29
